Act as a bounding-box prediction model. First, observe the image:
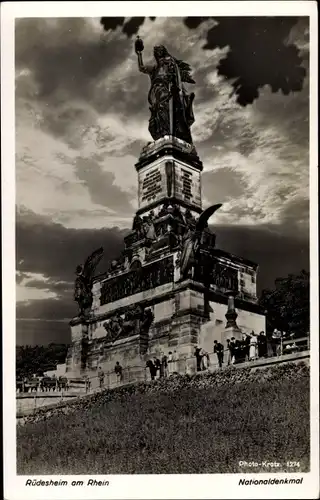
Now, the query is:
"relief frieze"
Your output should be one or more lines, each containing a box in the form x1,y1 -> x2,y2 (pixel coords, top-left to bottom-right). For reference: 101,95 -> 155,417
100,255 -> 174,305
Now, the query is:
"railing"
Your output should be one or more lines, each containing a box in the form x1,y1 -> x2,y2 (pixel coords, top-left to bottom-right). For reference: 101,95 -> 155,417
16,335 -> 310,415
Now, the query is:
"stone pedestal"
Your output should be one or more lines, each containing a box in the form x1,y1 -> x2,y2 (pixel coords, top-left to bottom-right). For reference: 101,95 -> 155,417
66,134 -> 266,382
135,136 -> 203,219
222,325 -> 243,342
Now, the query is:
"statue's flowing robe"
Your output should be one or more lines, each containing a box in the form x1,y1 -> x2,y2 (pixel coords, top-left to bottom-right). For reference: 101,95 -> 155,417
148,57 -> 194,143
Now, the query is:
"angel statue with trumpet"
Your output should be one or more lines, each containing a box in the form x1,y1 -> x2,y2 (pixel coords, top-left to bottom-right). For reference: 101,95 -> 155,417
135,37 -> 196,144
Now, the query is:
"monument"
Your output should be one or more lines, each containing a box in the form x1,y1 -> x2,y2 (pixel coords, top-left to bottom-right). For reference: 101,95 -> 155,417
65,39 -> 266,380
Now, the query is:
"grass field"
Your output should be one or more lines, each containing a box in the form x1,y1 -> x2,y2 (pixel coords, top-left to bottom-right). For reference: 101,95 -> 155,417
17,363 -> 310,474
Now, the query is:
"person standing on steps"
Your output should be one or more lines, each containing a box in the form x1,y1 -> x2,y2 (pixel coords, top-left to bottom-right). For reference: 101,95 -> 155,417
226,339 -> 232,365
114,361 -> 123,384
146,359 -> 157,380
213,340 -> 224,368
160,351 -> 168,378
194,346 -> 202,372
242,333 -> 250,362
167,351 -> 174,375
98,366 -> 105,389
271,328 -> 281,357
249,331 -> 258,361
229,337 -> 236,364
257,331 -> 268,358
200,348 -> 210,370
152,356 -> 161,379
172,350 -> 179,373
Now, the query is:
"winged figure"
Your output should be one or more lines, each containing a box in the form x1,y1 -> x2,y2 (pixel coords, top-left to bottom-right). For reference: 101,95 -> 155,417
74,247 -> 104,316
179,204 -> 222,278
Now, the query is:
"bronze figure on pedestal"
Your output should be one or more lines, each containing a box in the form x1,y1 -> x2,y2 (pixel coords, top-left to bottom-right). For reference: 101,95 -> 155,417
135,37 -> 195,144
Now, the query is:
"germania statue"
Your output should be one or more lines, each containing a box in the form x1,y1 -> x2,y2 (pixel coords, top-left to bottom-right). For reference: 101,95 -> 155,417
135,37 -> 196,144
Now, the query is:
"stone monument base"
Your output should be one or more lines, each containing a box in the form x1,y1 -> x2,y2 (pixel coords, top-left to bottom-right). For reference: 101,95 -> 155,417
66,277 -> 265,383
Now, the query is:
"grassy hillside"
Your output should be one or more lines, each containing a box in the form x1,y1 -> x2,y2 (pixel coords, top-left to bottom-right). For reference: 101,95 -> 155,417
17,363 -> 310,474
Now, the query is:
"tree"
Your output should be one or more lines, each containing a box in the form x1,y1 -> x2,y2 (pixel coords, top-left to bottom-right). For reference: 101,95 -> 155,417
16,343 -> 70,379
259,270 -> 309,336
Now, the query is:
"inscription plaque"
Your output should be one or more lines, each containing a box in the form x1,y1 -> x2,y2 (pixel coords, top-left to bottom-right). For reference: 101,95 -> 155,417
181,169 -> 193,200
141,169 -> 163,202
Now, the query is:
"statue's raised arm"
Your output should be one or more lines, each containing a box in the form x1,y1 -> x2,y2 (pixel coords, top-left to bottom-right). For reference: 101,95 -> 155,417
134,37 -> 196,144
135,37 -> 153,75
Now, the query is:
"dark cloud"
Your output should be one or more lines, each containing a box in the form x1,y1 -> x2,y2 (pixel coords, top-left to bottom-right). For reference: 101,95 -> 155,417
15,18 -> 131,106
16,318 -> 71,346
75,157 -> 134,214
15,18 -> 153,142
100,17 -> 156,37
16,209 -> 128,285
280,197 -> 309,230
16,211 -> 128,345
214,224 -> 309,293
17,299 -> 74,321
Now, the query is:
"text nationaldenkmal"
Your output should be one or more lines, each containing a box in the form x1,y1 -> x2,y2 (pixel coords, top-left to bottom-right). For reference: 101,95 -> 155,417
239,477 -> 303,486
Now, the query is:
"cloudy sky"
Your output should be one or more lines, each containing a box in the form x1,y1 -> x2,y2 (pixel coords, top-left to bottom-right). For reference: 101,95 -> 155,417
15,16 -> 310,345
